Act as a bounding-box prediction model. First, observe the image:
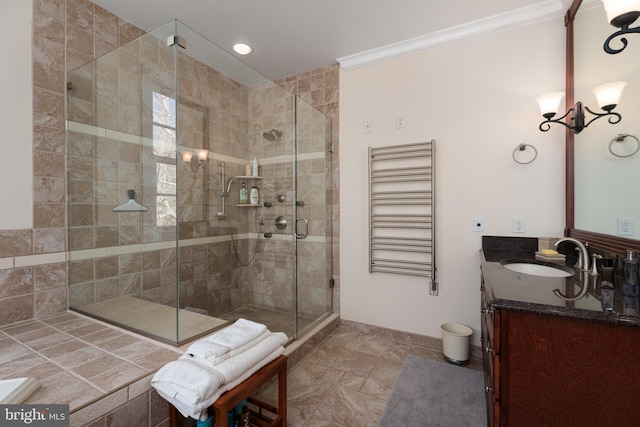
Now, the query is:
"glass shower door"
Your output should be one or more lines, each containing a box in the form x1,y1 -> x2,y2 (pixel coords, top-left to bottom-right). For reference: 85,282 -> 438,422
293,96 -> 333,338
66,21 -> 182,344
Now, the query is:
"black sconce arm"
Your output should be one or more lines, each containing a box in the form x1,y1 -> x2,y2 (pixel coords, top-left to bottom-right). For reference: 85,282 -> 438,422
539,101 -> 621,134
582,105 -> 622,129
604,25 -> 640,54
604,9 -> 640,55
538,107 -> 575,132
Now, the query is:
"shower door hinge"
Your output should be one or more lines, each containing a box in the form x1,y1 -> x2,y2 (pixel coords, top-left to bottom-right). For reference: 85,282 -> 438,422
166,35 -> 187,49
329,278 -> 335,289
328,143 -> 335,153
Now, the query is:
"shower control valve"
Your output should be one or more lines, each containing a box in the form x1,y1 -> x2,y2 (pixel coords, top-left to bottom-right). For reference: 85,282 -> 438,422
275,216 -> 287,230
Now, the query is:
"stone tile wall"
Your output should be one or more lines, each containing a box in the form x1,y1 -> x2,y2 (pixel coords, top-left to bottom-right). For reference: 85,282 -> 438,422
0,0 -> 144,327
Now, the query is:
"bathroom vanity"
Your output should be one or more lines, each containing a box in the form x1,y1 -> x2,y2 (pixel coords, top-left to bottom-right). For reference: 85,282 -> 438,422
481,237 -> 640,426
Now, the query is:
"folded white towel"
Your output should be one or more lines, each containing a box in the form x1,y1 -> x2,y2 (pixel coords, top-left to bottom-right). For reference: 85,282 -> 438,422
222,347 -> 283,392
151,359 -> 224,419
187,318 -> 267,359
153,330 -> 288,420
182,332 -> 288,385
155,382 -> 224,421
186,329 -> 269,365
156,346 -> 284,420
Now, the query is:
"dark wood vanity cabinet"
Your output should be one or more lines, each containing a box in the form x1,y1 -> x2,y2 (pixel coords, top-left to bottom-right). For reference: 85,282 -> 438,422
480,273 -> 500,426
481,273 -> 640,426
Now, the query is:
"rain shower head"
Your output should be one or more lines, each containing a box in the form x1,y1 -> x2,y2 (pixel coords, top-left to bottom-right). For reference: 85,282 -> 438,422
262,129 -> 282,142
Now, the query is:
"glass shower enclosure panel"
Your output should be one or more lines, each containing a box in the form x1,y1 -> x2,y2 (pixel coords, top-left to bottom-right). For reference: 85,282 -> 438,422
65,21 -> 222,345
294,96 -> 333,337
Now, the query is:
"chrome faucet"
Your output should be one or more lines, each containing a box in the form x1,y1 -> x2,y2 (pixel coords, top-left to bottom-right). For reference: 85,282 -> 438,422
554,237 -> 590,271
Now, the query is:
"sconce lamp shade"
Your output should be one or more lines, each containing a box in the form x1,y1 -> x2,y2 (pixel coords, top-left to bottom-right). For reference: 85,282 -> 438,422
602,0 -> 640,27
535,92 -> 565,118
181,151 -> 193,163
196,148 -> 209,161
591,81 -> 627,110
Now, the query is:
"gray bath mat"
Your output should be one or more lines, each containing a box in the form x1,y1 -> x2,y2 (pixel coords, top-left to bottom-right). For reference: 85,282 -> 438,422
378,355 -> 486,426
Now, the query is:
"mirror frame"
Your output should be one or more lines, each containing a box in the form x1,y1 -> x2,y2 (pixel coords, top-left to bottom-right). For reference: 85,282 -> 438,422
565,0 -> 640,254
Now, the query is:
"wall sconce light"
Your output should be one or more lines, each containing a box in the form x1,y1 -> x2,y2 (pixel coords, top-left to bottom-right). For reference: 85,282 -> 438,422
536,81 -> 627,134
602,0 -> 640,54
181,149 -> 208,171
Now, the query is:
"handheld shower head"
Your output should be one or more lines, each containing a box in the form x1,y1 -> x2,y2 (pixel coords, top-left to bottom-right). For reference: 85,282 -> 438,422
263,129 -> 283,142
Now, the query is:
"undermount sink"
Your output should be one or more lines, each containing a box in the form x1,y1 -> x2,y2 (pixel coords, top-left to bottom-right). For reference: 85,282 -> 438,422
500,259 -> 575,278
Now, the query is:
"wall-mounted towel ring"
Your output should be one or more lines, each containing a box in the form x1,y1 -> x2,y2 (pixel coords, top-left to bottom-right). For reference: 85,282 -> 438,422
609,133 -> 639,158
512,143 -> 537,165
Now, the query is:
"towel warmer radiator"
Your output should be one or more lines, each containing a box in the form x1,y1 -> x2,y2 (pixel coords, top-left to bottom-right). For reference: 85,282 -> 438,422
368,140 -> 436,287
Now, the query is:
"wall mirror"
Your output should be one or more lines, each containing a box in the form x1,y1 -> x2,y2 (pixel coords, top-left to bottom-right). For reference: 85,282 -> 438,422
567,0 -> 640,254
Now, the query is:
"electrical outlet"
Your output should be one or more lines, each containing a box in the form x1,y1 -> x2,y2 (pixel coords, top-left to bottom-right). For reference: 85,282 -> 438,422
396,113 -> 405,129
429,280 -> 438,296
618,217 -> 633,236
513,217 -> 525,233
473,217 -> 484,232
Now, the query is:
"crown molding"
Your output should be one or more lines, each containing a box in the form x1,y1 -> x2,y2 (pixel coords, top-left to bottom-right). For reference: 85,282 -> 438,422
337,0 -> 567,71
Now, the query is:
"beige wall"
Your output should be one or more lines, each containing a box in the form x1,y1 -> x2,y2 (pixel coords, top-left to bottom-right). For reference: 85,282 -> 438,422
339,17 -> 567,344
0,0 -> 33,229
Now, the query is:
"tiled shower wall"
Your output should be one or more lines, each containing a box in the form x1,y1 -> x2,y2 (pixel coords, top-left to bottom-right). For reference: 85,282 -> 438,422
0,0 -> 340,328
0,0 -> 145,327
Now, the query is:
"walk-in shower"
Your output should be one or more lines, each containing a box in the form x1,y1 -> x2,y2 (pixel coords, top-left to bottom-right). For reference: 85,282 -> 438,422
66,20 -> 333,345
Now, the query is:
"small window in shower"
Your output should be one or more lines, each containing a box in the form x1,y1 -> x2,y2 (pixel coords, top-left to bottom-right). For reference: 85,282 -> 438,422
153,92 -> 177,226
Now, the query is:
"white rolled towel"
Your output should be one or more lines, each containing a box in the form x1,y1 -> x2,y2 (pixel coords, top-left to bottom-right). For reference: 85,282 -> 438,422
185,318 -> 268,361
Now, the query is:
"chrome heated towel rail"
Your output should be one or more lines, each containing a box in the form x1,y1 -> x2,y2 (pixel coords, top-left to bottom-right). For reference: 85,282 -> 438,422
369,141 -> 436,284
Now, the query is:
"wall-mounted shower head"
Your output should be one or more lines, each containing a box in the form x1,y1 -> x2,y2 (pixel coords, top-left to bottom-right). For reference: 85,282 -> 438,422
263,129 -> 283,142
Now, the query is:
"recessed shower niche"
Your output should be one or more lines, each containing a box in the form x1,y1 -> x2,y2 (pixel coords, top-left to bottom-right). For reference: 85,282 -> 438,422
66,20 -> 333,345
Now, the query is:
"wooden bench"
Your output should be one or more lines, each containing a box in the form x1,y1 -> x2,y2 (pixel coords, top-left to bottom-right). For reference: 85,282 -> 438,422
168,354 -> 287,427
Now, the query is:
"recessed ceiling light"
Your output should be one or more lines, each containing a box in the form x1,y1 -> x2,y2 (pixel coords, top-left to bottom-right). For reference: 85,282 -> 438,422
232,43 -> 253,55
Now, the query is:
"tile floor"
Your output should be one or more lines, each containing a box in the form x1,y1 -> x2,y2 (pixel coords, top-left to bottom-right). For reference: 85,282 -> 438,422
256,322 -> 483,427
1,311 -> 482,426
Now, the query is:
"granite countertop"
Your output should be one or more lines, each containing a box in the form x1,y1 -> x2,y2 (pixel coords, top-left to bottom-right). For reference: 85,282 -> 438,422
481,236 -> 640,327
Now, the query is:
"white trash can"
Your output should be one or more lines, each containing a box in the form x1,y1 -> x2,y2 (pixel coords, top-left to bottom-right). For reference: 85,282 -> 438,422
441,323 -> 473,366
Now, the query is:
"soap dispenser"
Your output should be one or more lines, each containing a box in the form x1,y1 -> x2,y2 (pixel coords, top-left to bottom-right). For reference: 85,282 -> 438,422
250,186 -> 259,205
600,258 -> 615,312
239,182 -> 248,204
623,250 -> 638,297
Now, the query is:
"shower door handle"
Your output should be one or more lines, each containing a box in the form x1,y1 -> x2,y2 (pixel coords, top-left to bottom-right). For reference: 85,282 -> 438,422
295,217 -> 308,239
